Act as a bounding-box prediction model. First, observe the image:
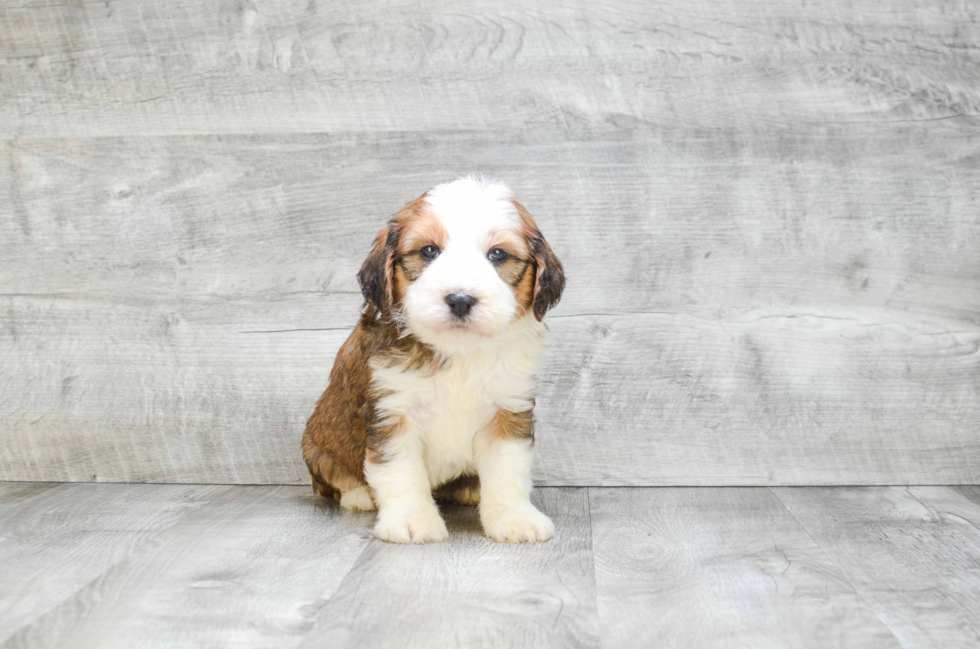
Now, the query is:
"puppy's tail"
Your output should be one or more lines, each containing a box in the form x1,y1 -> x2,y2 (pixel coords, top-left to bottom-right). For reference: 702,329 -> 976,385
309,470 -> 340,502
302,429 -> 342,503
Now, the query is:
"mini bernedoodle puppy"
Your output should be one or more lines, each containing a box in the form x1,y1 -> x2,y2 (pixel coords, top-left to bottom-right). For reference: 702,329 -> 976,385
302,175 -> 565,544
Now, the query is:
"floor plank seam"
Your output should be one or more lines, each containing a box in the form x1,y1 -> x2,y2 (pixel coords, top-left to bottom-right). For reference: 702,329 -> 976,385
291,534 -> 376,647
903,486 -> 944,522
769,487 -> 913,649
767,487 -> 912,649
582,487 -> 601,649
0,484 -> 230,645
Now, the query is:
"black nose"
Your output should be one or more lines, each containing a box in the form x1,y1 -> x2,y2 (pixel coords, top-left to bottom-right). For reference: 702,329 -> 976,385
445,292 -> 478,318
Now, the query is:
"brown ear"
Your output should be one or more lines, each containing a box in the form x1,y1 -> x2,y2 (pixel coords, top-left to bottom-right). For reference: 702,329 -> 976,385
357,224 -> 400,315
529,228 -> 565,320
512,199 -> 565,321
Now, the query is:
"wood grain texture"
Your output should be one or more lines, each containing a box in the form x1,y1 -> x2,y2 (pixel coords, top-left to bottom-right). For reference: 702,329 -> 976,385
4,484 -> 980,648
2,125 -> 978,485
3,0 -> 980,486
952,486 -> 980,512
0,481 -> 61,511
774,486 -> 980,649
297,488 -> 598,649
2,485 -> 373,649
589,487 -> 900,648
1,0 -> 978,137
0,482 -> 223,643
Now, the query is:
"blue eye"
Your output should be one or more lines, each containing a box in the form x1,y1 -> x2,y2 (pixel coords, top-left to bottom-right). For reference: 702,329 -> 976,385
488,248 -> 508,262
420,245 -> 440,260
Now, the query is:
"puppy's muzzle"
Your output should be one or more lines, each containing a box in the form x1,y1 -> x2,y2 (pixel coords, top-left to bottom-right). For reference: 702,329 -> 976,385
445,292 -> 478,319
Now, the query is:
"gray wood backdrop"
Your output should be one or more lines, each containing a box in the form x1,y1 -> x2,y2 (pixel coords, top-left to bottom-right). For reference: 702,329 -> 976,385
1,0 -> 978,486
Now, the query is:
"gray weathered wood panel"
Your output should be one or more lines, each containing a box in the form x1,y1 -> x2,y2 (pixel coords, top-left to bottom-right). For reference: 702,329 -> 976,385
1,0 -> 977,137
2,485 -> 372,648
0,482 -> 61,511
2,127 -> 978,485
774,486 -> 980,649
953,486 -> 980,510
2,0 -> 979,485
589,487 -> 900,648
0,482 -> 222,643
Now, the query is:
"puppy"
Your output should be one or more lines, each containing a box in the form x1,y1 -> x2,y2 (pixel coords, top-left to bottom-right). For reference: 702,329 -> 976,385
302,175 -> 564,544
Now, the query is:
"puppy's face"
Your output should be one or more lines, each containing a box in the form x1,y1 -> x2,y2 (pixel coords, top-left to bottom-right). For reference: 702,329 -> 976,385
358,177 -> 564,346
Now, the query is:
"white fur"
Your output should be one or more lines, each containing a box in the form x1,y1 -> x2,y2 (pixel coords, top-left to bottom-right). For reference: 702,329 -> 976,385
402,176 -> 525,347
365,176 -> 554,544
477,437 -> 554,543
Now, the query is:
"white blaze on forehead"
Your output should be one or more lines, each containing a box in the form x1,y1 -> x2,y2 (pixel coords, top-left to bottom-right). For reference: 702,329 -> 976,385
423,176 -> 519,243
402,175 -> 526,346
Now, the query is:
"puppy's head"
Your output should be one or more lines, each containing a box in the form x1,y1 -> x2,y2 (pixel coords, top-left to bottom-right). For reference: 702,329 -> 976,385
357,176 -> 564,345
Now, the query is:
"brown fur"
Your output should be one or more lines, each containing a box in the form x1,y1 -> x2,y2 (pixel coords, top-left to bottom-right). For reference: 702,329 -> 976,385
301,318 -> 377,498
398,210 -> 449,255
433,474 -> 482,505
512,199 -> 566,320
489,408 -> 535,442
302,310 -> 438,493
486,227 -> 531,258
302,188 -> 562,503
512,261 -> 535,319
494,256 -> 531,288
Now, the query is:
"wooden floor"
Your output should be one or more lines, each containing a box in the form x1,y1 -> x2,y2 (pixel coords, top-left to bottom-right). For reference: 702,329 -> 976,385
1,483 -> 979,648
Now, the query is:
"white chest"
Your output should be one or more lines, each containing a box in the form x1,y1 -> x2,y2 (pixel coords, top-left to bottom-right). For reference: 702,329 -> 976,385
370,321 -> 544,485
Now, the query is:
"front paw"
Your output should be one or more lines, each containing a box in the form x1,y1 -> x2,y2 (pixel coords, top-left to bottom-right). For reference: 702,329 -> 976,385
481,502 -> 554,543
374,504 -> 449,544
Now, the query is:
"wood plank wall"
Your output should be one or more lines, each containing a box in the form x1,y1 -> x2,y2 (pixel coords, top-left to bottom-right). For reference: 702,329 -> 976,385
1,0 -> 978,485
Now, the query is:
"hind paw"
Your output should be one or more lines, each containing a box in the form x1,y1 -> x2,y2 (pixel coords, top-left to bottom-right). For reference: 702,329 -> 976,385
339,486 -> 376,511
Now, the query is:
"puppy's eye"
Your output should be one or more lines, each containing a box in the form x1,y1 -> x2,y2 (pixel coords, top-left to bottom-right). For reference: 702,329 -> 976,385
487,248 -> 508,263
420,245 -> 440,260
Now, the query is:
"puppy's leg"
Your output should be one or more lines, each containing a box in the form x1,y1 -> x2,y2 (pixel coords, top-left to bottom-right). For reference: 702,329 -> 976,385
365,434 -> 448,544
476,411 -> 553,543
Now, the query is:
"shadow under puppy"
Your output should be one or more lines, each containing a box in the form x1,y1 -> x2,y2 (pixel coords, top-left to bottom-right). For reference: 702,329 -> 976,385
302,175 -> 564,544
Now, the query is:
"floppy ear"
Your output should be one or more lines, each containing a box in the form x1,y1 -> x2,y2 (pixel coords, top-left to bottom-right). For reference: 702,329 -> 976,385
529,227 -> 565,320
357,224 -> 400,315
512,200 -> 565,320
512,199 -> 565,321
